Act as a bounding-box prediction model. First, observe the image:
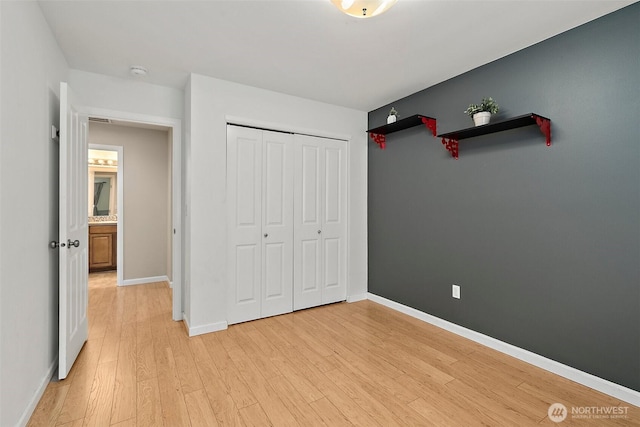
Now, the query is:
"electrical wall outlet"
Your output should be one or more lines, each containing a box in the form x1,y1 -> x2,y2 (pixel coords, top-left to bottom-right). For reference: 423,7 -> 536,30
452,284 -> 461,299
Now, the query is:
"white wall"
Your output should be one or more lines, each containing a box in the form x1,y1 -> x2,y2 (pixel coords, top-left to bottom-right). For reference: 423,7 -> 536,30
185,73 -> 368,334
0,2 -> 69,426
68,69 -> 184,320
68,69 -> 184,120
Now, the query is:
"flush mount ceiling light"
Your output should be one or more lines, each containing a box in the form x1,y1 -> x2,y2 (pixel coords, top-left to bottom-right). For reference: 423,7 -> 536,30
129,65 -> 148,77
330,0 -> 397,18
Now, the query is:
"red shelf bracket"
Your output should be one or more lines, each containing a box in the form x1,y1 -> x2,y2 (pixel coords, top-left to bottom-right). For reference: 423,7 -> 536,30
370,132 -> 386,150
534,115 -> 552,146
441,138 -> 459,159
422,117 -> 437,136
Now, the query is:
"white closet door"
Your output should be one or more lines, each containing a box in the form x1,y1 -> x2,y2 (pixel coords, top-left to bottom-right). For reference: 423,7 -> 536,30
227,126 -> 293,324
227,126 -> 263,324
294,135 -> 347,309
293,137 -> 323,310
261,131 -> 294,317
320,138 -> 347,304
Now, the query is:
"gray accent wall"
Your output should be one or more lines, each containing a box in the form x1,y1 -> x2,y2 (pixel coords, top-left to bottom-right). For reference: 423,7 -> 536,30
368,4 -> 639,392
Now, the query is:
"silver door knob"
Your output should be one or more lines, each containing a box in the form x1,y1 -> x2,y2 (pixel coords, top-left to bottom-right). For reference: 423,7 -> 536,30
49,241 -> 66,249
67,239 -> 80,248
264,233 -> 268,238
317,230 -> 321,234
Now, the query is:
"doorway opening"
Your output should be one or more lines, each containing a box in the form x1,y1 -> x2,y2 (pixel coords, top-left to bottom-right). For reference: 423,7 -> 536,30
88,120 -> 172,290
88,145 -> 122,284
84,108 -> 182,321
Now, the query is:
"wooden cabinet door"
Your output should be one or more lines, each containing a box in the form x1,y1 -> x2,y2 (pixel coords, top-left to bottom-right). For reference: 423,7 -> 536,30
89,233 -> 113,269
88,225 -> 116,271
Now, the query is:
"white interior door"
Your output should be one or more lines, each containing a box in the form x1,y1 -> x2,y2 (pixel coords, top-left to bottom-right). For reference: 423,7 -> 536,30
58,82 -> 89,379
294,135 -> 347,309
227,126 -> 263,324
261,131 -> 293,317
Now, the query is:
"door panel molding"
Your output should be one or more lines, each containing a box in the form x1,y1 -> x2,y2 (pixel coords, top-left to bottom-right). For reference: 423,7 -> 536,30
227,126 -> 294,324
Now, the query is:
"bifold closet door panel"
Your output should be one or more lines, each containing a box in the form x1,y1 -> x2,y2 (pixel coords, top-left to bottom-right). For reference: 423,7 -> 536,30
320,138 -> 347,305
293,134 -> 347,310
227,125 -> 294,325
261,131 -> 294,318
227,125 -> 263,324
293,139 -> 323,310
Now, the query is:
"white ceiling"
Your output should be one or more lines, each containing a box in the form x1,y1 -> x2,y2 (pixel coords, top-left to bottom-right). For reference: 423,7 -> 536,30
38,0 -> 635,111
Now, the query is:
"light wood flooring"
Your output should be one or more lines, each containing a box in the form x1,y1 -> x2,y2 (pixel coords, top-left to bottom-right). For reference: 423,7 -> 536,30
28,271 -> 639,426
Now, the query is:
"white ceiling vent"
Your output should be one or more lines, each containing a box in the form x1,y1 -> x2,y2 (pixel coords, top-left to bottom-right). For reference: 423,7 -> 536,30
88,117 -> 111,124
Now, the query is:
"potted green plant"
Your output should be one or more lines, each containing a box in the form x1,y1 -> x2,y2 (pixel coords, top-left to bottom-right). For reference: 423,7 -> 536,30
387,107 -> 398,124
464,97 -> 499,126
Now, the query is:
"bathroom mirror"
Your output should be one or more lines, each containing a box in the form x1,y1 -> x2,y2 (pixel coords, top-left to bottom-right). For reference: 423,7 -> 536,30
88,148 -> 118,219
93,174 -> 115,215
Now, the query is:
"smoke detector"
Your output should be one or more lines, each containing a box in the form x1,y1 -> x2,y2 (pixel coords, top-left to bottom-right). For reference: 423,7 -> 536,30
130,65 -> 148,77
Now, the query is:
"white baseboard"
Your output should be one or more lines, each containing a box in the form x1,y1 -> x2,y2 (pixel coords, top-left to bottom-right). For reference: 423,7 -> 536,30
347,292 -> 368,303
367,292 -> 640,407
17,357 -> 58,427
183,313 -> 227,337
119,275 -> 170,287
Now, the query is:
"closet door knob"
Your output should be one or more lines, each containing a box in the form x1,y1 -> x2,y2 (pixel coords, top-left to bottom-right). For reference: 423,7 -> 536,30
317,230 -> 321,234
264,233 -> 268,238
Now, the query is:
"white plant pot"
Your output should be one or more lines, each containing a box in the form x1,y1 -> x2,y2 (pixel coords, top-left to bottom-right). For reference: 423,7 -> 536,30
473,111 -> 491,126
387,115 -> 397,124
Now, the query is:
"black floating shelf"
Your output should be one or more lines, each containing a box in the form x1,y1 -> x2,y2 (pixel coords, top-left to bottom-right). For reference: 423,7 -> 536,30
436,113 -> 551,159
367,114 -> 433,135
367,114 -> 437,150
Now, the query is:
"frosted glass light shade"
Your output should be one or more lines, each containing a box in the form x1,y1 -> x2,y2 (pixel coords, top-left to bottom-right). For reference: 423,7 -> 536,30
330,0 -> 398,18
